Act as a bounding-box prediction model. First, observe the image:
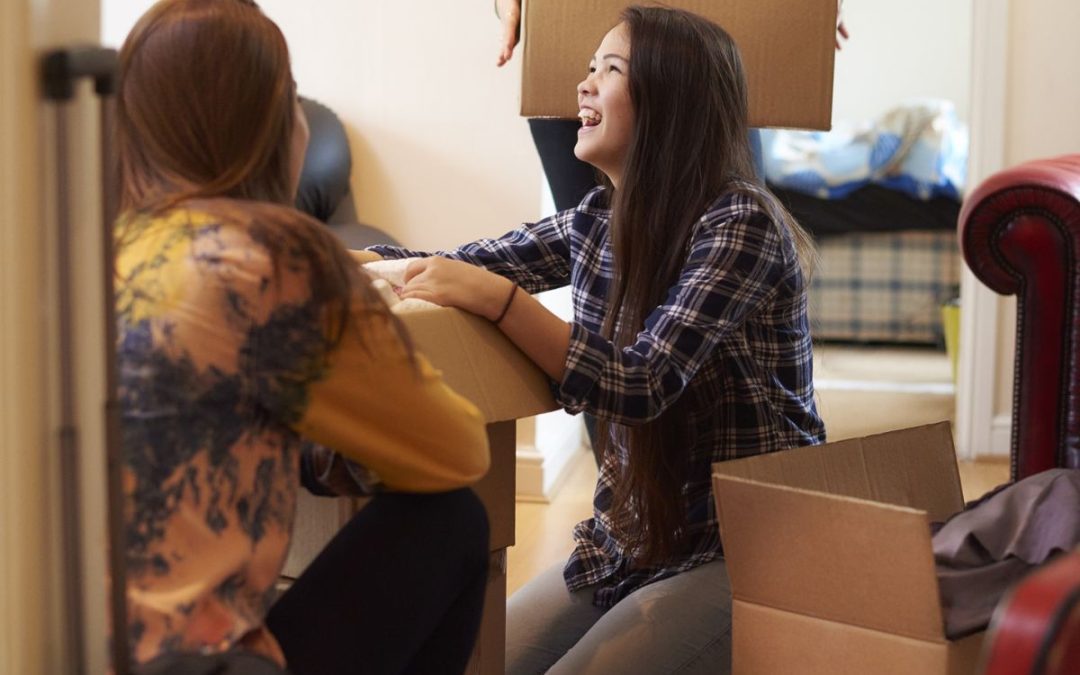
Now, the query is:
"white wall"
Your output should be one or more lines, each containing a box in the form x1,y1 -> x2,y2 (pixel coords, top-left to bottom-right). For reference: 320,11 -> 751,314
102,0 -> 544,250
1005,0 -> 1080,163
832,0 -> 972,124
991,0 -> 1080,441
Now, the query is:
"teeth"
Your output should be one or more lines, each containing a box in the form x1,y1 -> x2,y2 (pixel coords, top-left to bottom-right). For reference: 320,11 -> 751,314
578,109 -> 602,124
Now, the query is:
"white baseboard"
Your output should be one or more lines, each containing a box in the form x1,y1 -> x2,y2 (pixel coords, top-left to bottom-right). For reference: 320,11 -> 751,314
515,445 -> 546,502
978,413 -> 1012,460
515,414 -> 585,503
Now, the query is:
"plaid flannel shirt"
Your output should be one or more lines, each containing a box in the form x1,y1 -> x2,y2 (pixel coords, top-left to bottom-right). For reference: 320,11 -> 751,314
371,184 -> 825,607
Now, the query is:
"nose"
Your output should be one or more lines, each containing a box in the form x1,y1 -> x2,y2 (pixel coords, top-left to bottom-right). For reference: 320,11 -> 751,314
577,71 -> 596,102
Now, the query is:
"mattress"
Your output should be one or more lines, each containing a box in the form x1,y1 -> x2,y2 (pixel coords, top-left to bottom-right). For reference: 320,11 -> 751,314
809,229 -> 960,344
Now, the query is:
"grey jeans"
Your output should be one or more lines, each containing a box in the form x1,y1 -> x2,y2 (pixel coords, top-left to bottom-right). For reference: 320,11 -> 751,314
506,560 -> 732,675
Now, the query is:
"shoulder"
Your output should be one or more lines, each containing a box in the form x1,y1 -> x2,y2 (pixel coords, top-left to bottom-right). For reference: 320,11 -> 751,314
686,183 -> 796,270
696,183 -> 787,243
700,181 -> 776,225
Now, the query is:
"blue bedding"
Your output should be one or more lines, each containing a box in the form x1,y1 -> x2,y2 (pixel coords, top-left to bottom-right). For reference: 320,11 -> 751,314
762,99 -> 968,202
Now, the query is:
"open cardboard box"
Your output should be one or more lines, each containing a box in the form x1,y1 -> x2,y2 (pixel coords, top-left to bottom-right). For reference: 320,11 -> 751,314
521,0 -> 837,129
712,422 -> 984,675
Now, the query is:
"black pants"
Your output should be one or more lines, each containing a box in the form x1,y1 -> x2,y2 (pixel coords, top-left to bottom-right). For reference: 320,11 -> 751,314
266,489 -> 490,675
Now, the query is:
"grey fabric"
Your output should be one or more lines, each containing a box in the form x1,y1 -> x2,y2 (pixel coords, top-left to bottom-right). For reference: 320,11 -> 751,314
506,560 -> 732,675
933,468 -> 1080,638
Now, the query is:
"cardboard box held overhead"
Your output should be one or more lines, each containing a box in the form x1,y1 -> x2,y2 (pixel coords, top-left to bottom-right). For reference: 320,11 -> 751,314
521,0 -> 837,129
712,422 -> 984,675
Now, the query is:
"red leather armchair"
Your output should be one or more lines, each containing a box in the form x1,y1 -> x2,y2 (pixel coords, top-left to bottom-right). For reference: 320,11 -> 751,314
959,154 -> 1080,480
980,550 -> 1080,675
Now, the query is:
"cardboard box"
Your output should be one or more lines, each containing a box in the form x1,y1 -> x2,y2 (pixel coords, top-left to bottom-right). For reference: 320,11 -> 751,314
711,422 -> 984,675
521,0 -> 837,129
395,303 -> 557,423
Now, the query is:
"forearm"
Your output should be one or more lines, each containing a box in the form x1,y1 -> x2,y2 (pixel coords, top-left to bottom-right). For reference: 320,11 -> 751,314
495,286 -> 571,382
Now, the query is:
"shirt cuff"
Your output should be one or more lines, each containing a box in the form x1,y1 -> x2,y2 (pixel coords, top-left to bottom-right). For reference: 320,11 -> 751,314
367,244 -> 410,259
555,321 -> 610,414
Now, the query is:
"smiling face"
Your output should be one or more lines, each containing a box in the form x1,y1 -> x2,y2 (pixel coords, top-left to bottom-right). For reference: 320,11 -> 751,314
574,22 -> 635,189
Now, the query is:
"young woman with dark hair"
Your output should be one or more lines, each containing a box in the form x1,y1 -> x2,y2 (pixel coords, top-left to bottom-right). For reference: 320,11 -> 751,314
115,1 -> 491,673
361,6 -> 825,673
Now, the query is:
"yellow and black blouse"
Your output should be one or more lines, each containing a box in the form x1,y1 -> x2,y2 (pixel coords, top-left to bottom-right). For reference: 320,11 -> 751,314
116,203 -> 489,666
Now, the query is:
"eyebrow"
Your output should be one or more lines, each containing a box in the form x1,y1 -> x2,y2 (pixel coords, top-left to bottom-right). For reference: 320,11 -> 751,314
590,53 -> 630,64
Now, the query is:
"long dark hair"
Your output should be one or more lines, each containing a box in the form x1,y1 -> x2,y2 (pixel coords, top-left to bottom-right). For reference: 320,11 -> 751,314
116,0 -> 405,350
599,6 -> 815,566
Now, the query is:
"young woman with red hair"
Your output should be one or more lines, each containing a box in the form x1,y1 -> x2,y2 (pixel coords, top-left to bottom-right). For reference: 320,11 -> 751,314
115,2 -> 491,672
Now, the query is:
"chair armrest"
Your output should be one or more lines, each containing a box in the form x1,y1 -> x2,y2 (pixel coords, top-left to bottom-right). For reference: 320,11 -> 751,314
959,154 -> 1080,478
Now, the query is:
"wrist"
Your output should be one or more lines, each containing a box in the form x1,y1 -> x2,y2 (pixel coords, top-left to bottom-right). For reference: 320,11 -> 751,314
491,277 -> 518,324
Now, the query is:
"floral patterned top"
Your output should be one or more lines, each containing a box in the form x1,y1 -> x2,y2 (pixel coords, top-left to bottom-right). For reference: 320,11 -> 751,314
116,202 -> 489,666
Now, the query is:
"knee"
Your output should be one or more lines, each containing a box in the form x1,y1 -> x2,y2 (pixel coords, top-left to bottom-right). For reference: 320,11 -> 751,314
437,488 -> 490,566
394,488 -> 489,570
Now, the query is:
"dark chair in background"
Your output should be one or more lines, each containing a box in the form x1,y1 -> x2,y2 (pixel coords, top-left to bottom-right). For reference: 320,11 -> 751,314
296,97 -> 401,249
959,154 -> 1080,481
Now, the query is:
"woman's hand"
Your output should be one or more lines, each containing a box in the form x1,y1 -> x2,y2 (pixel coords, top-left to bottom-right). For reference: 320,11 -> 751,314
349,249 -> 383,265
835,0 -> 849,50
402,256 -> 515,321
495,0 -> 521,67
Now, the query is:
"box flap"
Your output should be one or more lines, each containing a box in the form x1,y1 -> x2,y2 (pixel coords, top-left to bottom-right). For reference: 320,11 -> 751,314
394,303 -> 557,423
732,600 -> 982,675
713,422 -> 964,521
714,475 -> 946,640
521,0 -> 836,129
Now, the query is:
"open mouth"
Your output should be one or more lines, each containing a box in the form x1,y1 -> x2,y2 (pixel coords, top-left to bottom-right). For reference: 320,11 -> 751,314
578,109 -> 602,128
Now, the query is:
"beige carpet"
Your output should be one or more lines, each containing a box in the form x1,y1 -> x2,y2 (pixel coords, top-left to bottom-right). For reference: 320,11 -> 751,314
813,344 -> 955,440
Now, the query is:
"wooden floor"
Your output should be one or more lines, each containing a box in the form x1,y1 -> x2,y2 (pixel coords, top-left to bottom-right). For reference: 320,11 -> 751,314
507,345 -> 1012,596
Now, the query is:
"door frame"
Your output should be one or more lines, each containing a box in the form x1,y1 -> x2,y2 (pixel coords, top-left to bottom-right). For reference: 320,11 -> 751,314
955,0 -> 1011,461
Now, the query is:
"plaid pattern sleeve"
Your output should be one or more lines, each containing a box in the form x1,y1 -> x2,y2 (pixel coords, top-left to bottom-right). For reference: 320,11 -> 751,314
368,208 -> 577,294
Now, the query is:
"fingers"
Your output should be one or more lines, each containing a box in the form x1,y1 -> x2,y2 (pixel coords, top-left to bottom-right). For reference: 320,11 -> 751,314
495,1 -> 521,68
497,45 -> 513,68
403,258 -> 430,283
398,287 -> 438,304
497,26 -> 519,67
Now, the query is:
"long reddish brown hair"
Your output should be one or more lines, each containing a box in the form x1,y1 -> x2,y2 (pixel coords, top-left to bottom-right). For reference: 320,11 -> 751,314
116,0 -> 407,351
117,0 -> 297,210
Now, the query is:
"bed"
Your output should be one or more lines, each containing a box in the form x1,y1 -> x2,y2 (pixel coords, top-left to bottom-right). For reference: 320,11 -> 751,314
762,99 -> 967,345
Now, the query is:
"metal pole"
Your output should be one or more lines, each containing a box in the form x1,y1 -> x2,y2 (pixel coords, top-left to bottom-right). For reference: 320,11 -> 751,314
42,46 -> 127,675
53,100 -> 88,675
